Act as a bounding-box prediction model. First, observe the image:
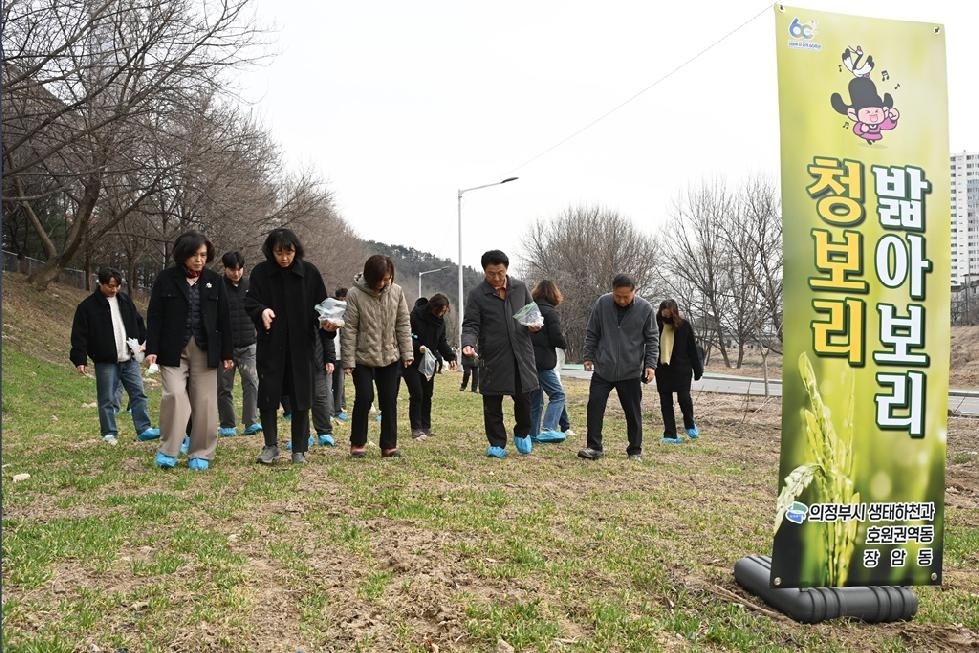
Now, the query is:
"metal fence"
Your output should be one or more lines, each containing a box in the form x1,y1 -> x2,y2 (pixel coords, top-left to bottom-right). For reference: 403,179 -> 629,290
2,250 -> 90,289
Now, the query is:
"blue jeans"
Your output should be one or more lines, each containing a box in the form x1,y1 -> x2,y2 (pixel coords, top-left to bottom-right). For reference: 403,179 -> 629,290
95,359 -> 152,436
530,367 -> 566,435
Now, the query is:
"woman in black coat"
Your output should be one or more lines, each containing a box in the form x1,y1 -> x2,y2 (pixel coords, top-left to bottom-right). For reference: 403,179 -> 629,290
654,299 -> 704,443
403,293 -> 457,438
245,228 -> 335,465
145,231 -> 233,471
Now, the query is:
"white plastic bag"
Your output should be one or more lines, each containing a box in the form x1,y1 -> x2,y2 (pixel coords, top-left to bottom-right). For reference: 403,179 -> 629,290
513,302 -> 544,328
126,338 -> 145,364
420,349 -> 438,381
315,297 -> 347,327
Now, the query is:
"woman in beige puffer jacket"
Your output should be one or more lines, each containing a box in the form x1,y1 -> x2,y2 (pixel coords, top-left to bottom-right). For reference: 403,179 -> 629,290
340,255 -> 413,458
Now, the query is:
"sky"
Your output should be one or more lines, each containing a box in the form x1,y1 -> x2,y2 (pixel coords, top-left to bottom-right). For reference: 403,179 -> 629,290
235,1 -> 978,271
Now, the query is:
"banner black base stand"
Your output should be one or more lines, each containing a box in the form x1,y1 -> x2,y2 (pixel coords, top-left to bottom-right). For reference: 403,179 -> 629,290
734,555 -> 918,624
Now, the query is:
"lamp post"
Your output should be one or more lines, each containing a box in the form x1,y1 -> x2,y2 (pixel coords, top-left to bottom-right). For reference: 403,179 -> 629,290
418,265 -> 450,298
457,176 -> 519,351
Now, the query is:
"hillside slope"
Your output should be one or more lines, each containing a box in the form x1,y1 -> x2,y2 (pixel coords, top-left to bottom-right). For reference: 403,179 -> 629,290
3,272 -> 979,387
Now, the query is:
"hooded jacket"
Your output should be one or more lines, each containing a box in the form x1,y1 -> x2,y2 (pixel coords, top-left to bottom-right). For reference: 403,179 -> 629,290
341,277 -> 412,369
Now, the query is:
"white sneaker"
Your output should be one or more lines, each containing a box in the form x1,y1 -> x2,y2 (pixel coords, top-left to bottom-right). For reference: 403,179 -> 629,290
102,434 -> 118,445
563,429 -> 576,438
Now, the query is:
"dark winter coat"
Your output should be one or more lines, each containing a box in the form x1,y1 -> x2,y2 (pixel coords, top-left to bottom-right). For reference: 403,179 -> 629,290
654,316 -> 704,393
409,298 -> 456,369
461,277 -> 539,395
530,299 -> 567,371
223,275 -> 256,347
70,289 -> 146,366
146,266 -> 233,368
582,293 -> 658,383
244,258 -> 333,412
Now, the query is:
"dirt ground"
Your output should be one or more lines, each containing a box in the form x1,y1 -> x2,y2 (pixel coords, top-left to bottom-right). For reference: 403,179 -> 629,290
3,274 -> 979,651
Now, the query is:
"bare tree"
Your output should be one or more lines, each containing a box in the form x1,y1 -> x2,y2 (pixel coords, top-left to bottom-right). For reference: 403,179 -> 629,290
2,0 -> 264,288
727,177 -> 783,352
289,183 -> 367,293
520,205 -> 659,362
657,181 -> 743,368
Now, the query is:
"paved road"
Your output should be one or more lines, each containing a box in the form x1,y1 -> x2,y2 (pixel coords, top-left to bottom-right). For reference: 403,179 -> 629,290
560,366 -> 979,416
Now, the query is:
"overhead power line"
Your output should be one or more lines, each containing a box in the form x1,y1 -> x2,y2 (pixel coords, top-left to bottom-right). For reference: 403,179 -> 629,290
506,4 -> 771,176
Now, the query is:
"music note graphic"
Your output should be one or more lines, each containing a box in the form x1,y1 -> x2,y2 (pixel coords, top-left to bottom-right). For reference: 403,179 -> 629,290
839,64 -> 843,72
843,121 -> 850,129
881,70 -> 890,81
895,84 -> 901,89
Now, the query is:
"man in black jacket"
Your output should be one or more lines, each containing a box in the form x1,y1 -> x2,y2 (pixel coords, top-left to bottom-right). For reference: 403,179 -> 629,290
69,267 -> 160,445
217,252 -> 261,437
461,250 -> 540,458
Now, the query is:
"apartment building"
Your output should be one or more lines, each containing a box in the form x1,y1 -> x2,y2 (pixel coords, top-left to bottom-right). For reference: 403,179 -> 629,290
951,151 -> 979,286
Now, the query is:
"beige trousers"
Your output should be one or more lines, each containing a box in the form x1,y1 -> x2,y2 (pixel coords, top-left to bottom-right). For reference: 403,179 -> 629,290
158,338 -> 218,460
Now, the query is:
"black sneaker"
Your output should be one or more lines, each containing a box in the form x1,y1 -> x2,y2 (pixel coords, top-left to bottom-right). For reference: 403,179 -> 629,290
577,447 -> 603,460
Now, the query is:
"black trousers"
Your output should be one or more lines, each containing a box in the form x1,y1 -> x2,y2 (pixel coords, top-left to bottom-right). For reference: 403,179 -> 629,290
261,409 -> 311,453
481,368 -> 531,448
585,373 -> 643,456
402,365 -> 435,430
659,388 -> 695,437
351,361 -> 401,450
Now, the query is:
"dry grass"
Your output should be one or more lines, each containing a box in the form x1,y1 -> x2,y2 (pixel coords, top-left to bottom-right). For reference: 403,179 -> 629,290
2,273 -> 978,652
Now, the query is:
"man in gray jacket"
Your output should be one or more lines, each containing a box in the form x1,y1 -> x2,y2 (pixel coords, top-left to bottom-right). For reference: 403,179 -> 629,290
578,274 -> 658,461
461,250 -> 540,458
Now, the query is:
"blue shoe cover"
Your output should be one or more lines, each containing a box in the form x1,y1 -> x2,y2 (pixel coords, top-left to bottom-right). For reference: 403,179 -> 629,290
318,433 -> 336,447
243,423 -> 263,436
187,457 -> 209,471
137,427 -> 161,441
155,452 -> 177,469
685,426 -> 699,439
179,436 -> 190,455
486,446 -> 507,458
284,436 -> 315,451
514,435 -> 533,455
659,436 -> 684,444
219,427 -> 237,437
535,429 -> 566,443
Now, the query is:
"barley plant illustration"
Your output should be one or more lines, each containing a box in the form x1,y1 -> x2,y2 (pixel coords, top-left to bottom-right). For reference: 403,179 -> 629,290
775,352 -> 860,586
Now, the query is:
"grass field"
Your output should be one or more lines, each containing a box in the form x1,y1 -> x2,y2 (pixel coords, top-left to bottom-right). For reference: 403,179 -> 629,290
2,274 -> 978,652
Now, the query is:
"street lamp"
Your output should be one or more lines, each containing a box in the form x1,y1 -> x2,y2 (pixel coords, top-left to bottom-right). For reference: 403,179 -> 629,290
418,265 -> 450,298
457,176 -> 519,351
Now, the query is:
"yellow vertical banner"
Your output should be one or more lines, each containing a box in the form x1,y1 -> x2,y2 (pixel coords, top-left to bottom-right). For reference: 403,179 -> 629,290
772,5 -> 949,587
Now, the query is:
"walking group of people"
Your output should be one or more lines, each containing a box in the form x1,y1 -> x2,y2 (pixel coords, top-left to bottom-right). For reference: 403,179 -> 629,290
71,232 -> 704,470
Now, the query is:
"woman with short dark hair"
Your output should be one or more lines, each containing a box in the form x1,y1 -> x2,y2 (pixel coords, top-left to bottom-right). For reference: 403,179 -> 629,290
245,228 -> 336,465
340,255 -> 413,458
404,292 -> 457,438
145,231 -> 233,471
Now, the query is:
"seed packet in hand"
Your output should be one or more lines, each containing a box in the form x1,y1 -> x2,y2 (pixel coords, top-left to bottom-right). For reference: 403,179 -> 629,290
315,297 -> 347,327
513,302 -> 544,328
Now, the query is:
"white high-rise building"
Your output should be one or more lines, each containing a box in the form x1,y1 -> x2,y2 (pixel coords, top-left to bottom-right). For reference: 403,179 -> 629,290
951,151 -> 979,286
